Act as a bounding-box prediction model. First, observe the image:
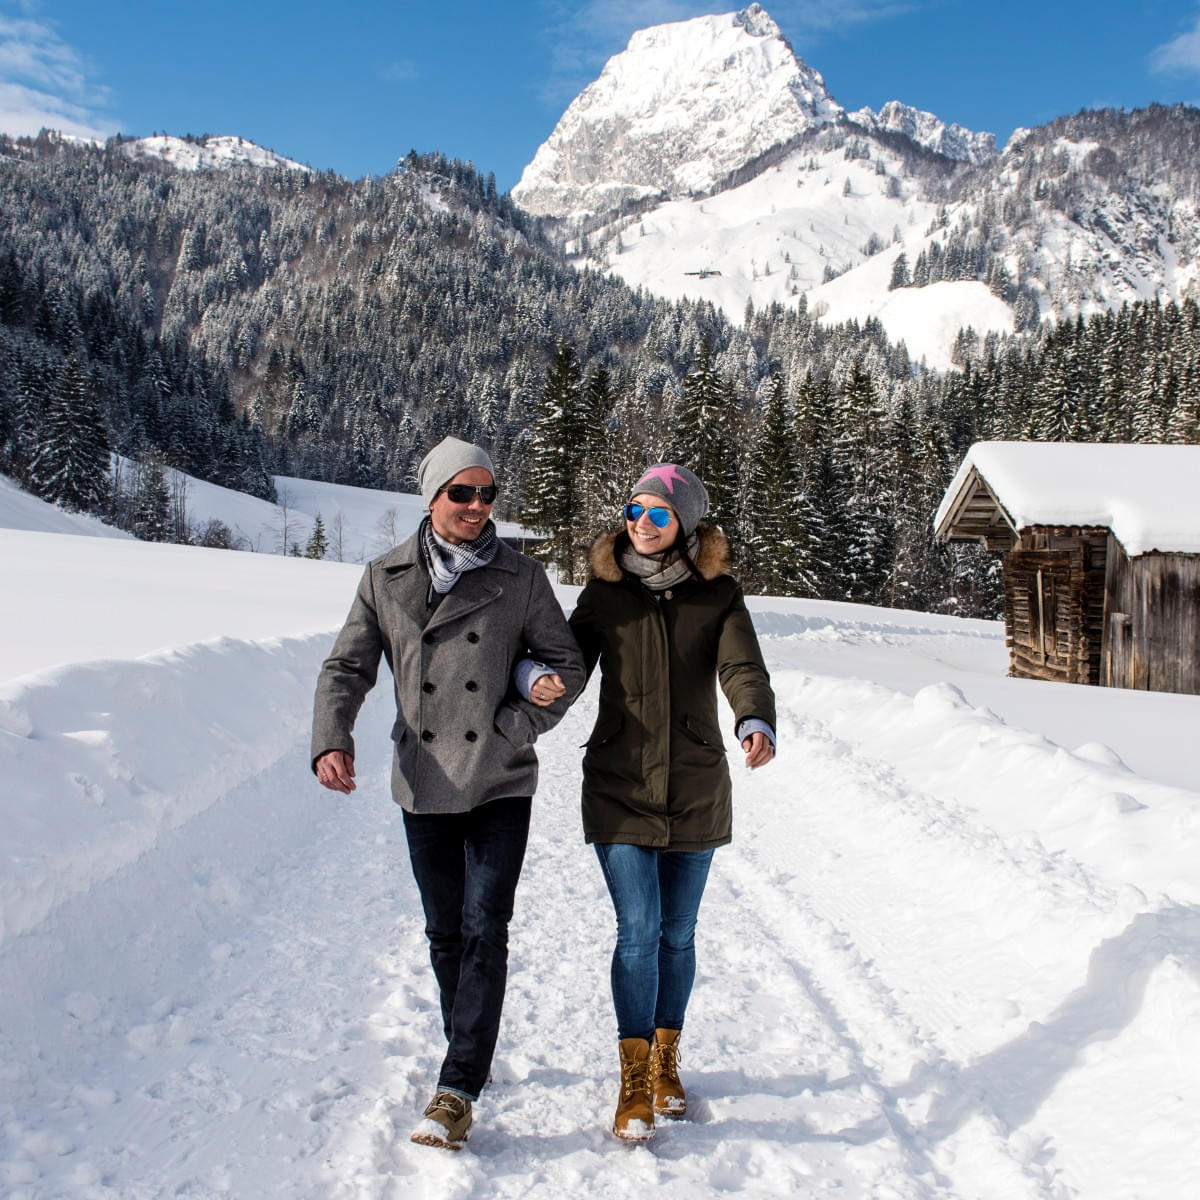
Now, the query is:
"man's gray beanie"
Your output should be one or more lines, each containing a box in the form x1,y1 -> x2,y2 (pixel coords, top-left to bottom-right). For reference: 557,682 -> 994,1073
418,437 -> 496,505
630,463 -> 709,535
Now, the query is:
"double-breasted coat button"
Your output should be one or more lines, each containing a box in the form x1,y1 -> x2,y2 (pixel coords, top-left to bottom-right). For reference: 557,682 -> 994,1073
423,633 -> 437,645
465,680 -> 478,692
421,730 -> 435,742
464,730 -> 478,742
466,632 -> 480,644
422,681 -> 436,693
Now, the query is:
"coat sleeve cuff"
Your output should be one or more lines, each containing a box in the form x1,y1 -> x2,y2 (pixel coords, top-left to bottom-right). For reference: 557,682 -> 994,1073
735,717 -> 776,748
514,658 -> 555,700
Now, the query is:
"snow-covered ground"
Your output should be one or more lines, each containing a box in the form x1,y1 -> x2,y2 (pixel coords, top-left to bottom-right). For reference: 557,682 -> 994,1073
1,467 -> 526,566
575,143 -> 1014,370
120,135 -> 311,173
4,486 -> 1200,1197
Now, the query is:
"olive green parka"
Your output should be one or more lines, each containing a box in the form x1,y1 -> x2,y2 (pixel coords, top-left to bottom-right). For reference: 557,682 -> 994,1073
569,524 -> 776,851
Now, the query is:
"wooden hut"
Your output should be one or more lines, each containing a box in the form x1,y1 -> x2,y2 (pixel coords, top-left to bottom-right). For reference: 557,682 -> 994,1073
934,442 -> 1200,695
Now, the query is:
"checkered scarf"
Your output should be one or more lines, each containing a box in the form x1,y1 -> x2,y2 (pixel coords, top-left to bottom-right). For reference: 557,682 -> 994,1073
419,516 -> 498,595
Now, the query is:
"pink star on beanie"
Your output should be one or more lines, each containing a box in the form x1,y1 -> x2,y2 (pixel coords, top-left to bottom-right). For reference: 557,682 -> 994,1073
639,464 -> 689,494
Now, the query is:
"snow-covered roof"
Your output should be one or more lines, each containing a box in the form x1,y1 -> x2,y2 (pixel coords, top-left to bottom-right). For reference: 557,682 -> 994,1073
935,441 -> 1200,557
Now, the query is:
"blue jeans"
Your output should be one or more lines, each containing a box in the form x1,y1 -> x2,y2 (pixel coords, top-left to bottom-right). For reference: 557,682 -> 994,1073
402,795 -> 531,1100
593,843 -> 715,1041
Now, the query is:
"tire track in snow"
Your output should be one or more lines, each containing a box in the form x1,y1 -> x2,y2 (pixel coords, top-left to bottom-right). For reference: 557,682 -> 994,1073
720,673 -> 1154,1198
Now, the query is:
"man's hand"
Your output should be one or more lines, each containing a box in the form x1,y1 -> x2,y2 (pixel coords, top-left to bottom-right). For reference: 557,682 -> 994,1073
741,731 -> 774,770
315,749 -> 356,793
529,673 -> 566,708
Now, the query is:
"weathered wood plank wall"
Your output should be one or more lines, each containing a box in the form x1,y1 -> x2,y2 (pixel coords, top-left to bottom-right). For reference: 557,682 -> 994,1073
1004,529 -> 1107,686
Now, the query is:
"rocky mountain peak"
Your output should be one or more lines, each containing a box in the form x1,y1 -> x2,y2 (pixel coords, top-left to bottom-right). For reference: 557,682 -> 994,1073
849,100 -> 997,165
512,6 -> 842,220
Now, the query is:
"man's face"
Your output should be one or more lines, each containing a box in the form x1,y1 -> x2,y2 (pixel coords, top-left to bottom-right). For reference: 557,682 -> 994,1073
428,466 -> 495,545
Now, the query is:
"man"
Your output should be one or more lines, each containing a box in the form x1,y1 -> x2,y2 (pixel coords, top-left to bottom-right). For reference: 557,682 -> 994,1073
311,436 -> 584,1151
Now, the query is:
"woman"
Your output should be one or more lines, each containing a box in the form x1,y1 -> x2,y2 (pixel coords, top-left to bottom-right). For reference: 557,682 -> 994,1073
526,463 -> 776,1141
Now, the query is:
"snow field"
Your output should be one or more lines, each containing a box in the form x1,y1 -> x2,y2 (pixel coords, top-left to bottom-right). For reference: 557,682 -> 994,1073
4,519 -> 1200,1196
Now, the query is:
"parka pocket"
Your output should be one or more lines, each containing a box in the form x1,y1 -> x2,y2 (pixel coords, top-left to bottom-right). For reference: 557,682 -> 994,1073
682,714 -> 725,750
583,713 -> 623,750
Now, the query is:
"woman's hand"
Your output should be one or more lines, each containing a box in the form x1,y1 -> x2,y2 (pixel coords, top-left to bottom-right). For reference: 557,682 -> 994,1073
742,731 -> 774,769
315,749 -> 356,793
529,673 -> 566,707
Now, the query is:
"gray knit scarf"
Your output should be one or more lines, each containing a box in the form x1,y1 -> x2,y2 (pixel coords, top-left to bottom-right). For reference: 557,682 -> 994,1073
420,516 -> 498,594
619,531 -> 701,591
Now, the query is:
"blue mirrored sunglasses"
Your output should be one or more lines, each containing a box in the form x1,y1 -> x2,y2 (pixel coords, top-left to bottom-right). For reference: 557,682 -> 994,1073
624,502 -> 673,528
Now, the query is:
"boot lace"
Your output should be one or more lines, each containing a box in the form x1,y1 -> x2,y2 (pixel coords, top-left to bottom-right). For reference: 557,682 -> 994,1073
428,1092 -> 468,1120
651,1038 -> 680,1085
620,1055 -> 651,1100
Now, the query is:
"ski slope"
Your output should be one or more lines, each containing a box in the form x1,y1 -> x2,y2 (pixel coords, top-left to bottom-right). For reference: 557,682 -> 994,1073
3,508 -> 1200,1197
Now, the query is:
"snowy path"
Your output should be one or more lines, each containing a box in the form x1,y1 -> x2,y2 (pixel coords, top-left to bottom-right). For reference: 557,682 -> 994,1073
5,621 -> 1200,1197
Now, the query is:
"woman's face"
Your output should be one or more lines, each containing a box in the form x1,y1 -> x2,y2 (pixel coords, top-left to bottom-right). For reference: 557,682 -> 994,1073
626,492 -> 680,555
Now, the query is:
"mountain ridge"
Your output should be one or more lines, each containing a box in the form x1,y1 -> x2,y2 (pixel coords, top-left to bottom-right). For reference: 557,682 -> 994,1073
510,5 -> 1200,366
513,4 -> 995,221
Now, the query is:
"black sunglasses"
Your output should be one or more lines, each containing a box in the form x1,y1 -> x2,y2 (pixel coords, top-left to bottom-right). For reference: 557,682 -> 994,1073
440,483 -> 498,505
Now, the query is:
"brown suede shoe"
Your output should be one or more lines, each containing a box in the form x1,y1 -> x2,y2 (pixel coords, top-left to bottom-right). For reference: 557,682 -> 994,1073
613,1037 -> 655,1141
410,1091 -> 472,1151
650,1028 -> 686,1117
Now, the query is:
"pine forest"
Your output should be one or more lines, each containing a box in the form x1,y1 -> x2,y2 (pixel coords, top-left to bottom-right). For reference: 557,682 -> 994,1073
2,130 -> 1200,617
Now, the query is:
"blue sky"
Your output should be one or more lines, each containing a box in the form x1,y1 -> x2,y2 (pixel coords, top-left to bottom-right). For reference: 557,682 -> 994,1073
2,1 -> 1200,190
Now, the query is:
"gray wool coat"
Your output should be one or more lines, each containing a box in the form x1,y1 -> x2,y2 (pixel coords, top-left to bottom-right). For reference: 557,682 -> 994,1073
311,529 -> 585,814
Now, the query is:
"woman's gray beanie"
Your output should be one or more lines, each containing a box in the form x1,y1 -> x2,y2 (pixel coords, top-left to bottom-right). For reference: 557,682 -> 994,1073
630,463 -> 709,535
418,437 -> 496,505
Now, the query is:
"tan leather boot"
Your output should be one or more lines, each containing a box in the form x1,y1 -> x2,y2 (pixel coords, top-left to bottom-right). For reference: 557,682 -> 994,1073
410,1091 -> 472,1151
650,1028 -> 686,1117
613,1037 -> 655,1141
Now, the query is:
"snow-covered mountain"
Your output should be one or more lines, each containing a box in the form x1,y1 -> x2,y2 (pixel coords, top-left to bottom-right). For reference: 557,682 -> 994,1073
120,134 -> 310,173
515,5 -> 1200,367
513,4 -> 842,219
849,99 -> 998,165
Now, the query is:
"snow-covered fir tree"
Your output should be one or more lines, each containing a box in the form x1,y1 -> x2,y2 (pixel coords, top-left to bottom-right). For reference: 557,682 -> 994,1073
27,356 -> 109,512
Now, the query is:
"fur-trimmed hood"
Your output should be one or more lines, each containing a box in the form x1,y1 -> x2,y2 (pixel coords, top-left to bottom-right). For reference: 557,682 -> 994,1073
587,522 -> 731,584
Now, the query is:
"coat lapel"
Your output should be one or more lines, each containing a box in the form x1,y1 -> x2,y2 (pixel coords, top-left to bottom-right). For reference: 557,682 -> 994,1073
377,534 -> 430,629
378,531 -> 519,633
424,570 -> 503,632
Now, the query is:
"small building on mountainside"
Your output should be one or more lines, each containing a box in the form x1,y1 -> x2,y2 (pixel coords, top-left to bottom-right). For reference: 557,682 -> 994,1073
934,442 -> 1200,695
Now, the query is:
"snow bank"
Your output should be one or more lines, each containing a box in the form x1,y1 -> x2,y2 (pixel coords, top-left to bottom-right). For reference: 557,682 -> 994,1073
0,527 -> 363,680
0,631 -> 334,940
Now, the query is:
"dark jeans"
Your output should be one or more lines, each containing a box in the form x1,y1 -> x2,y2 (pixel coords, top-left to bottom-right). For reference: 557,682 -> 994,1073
594,842 -> 715,1041
402,795 -> 531,1100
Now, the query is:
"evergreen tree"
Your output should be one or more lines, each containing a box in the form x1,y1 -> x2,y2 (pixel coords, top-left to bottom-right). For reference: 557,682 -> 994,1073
833,358 -> 891,603
741,376 -> 823,595
28,356 -> 110,512
577,364 -> 620,547
671,339 -> 738,528
888,251 -> 911,290
131,454 -> 171,541
522,343 -> 587,581
305,512 -> 329,559
805,444 -> 850,600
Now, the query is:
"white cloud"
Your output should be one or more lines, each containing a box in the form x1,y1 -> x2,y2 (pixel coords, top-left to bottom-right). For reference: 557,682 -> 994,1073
381,58 -> 420,84
0,13 -> 114,139
1150,14 -> 1200,75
